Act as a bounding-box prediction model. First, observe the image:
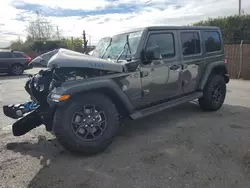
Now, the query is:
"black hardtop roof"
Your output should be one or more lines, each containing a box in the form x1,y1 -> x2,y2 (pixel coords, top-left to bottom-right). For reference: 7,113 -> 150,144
146,25 -> 220,30
115,25 -> 220,35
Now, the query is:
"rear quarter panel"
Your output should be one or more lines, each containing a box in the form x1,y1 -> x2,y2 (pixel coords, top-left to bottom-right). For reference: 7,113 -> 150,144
9,53 -> 29,69
198,29 -> 225,86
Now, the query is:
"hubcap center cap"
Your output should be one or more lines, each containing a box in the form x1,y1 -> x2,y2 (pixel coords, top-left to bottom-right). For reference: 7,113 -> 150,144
85,116 -> 94,124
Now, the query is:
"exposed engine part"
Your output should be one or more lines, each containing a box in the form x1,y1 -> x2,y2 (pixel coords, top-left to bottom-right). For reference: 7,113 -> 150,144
25,67 -> 114,106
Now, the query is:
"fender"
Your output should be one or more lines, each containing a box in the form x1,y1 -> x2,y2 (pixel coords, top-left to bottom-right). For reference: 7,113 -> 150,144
198,61 -> 229,90
47,78 -> 134,114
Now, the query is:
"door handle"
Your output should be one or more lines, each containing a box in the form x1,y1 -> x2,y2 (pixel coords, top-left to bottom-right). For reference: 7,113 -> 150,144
170,64 -> 181,70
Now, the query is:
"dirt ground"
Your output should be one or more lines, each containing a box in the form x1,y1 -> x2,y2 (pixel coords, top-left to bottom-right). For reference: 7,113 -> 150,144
0,68 -> 250,188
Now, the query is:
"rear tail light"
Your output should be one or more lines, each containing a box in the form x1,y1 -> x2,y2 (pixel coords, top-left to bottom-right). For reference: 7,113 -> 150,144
24,54 -> 32,63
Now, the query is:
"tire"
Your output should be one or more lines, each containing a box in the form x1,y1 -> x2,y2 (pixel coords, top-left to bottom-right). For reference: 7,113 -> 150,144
199,74 -> 226,111
10,64 -> 24,76
53,92 -> 119,156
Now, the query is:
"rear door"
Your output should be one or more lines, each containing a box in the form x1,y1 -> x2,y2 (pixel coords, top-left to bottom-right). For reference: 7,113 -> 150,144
201,30 -> 224,68
0,52 -> 12,72
179,30 -> 204,93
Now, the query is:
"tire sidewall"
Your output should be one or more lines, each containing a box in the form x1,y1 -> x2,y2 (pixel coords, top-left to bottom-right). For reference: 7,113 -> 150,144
54,93 -> 119,149
203,75 -> 226,110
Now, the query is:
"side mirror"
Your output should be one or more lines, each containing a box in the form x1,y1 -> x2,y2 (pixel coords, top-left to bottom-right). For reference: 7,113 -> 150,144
143,46 -> 161,62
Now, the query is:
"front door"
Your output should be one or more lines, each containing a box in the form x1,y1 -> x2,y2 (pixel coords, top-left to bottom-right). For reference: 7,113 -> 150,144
140,30 -> 183,105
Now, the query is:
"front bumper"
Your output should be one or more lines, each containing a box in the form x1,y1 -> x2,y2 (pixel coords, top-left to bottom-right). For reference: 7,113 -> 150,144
3,102 -> 55,136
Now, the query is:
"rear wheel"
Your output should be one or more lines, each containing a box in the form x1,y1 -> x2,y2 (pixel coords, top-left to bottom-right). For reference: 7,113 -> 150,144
10,64 -> 24,76
53,92 -> 119,155
199,74 -> 226,111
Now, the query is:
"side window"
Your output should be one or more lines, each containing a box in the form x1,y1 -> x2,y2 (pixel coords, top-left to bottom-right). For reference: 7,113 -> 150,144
146,33 -> 175,58
203,31 -> 221,52
0,52 -> 12,58
181,32 -> 201,56
13,52 -> 25,58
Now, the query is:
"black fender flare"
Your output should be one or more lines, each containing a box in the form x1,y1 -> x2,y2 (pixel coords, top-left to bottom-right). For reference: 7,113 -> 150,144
198,61 -> 229,90
48,78 -> 134,115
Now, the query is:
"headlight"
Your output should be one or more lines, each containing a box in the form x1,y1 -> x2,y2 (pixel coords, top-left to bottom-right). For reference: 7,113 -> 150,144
50,93 -> 61,102
50,93 -> 70,102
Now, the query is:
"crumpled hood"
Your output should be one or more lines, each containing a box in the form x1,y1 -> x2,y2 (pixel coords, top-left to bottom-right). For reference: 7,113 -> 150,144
47,48 -> 124,73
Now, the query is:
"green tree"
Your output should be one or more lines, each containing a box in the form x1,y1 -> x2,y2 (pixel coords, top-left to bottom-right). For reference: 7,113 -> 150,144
193,14 -> 250,43
64,37 -> 84,52
10,38 -> 32,52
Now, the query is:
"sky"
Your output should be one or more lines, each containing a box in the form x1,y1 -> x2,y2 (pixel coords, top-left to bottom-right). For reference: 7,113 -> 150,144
0,0 -> 250,48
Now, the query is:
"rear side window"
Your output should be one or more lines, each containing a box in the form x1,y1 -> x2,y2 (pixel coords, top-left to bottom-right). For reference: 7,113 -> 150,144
203,31 -> 221,52
13,52 -> 25,58
0,52 -> 12,58
181,32 -> 201,56
146,33 -> 175,58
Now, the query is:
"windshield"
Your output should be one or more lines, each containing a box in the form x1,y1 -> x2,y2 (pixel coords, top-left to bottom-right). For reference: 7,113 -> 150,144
91,37 -> 111,58
92,30 -> 143,61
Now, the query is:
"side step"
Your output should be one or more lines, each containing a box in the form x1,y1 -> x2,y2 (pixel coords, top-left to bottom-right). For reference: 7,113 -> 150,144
130,92 -> 203,120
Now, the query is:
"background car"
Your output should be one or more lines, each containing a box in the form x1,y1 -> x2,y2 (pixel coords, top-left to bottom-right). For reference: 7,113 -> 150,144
0,49 -> 32,76
29,49 -> 59,67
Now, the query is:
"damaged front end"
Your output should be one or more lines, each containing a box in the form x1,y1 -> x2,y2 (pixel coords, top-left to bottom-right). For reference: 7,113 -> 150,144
3,48 -> 124,136
3,68 -> 54,136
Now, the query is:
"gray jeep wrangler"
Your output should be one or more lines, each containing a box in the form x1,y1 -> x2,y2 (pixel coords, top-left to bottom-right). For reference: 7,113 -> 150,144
3,26 -> 229,155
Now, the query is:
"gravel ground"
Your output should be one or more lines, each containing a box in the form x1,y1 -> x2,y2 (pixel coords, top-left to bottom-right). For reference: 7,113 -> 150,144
0,68 -> 250,188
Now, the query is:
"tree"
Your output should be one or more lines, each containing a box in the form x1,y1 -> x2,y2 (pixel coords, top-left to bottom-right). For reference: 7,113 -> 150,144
9,38 -> 32,52
64,37 -> 84,52
26,12 -> 62,41
193,14 -> 250,43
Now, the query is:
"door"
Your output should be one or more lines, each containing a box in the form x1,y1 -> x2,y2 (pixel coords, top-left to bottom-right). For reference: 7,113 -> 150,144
179,30 -> 204,93
140,30 -> 183,105
0,52 -> 12,72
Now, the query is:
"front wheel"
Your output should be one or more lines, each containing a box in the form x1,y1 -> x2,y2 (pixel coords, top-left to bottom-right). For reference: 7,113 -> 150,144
199,74 -> 226,111
53,93 -> 119,156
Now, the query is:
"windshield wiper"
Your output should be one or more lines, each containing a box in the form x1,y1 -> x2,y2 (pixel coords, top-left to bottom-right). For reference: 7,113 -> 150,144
101,38 -> 112,59
116,35 -> 132,63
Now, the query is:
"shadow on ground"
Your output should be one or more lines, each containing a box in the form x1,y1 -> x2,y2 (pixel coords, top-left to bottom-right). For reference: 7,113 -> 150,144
5,103 -> 250,188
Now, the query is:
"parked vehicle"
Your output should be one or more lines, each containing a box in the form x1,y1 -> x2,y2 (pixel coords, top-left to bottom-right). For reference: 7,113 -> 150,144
3,26 -> 229,155
29,49 -> 59,67
0,49 -> 32,75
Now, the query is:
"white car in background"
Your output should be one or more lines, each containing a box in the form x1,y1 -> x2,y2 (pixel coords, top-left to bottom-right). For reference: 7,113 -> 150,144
29,49 -> 59,67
